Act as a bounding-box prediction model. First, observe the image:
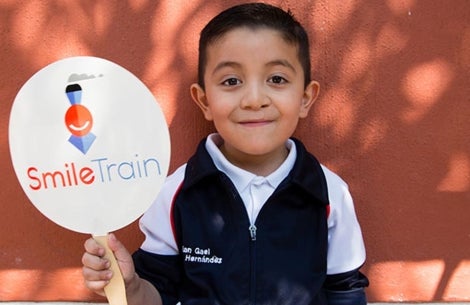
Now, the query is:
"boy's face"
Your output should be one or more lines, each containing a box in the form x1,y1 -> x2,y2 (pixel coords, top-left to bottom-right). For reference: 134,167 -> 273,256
191,28 -> 319,166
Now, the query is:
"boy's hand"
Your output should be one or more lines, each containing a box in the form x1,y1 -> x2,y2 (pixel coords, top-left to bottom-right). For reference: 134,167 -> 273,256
81,233 -> 137,297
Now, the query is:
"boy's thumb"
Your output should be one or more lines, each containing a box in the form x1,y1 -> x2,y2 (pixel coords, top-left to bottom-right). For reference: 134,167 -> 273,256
107,233 -> 131,260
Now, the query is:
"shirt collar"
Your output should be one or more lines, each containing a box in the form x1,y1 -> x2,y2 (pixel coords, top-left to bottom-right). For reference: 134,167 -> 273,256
205,133 -> 297,194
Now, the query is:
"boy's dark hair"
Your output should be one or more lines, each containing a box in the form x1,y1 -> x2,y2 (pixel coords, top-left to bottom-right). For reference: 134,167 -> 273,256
198,2 -> 311,89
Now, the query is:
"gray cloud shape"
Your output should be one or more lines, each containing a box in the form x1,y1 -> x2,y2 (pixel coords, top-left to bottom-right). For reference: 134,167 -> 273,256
68,73 -> 103,82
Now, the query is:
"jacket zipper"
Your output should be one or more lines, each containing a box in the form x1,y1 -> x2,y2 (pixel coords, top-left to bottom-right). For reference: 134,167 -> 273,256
249,223 -> 257,304
249,224 -> 257,241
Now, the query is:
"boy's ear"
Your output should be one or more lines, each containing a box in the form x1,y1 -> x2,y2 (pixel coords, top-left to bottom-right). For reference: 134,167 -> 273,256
299,80 -> 320,118
190,83 -> 213,121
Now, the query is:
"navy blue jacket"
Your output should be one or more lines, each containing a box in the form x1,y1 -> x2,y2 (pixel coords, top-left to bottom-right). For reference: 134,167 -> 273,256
133,138 -> 368,304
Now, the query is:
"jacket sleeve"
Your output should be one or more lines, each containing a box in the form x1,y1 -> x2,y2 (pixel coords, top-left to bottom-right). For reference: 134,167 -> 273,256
133,249 -> 181,305
322,165 -> 366,273
326,288 -> 367,305
132,165 -> 187,304
321,165 -> 369,304
324,269 -> 369,305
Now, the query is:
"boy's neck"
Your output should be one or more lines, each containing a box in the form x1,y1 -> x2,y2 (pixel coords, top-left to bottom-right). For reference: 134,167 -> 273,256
219,144 -> 289,177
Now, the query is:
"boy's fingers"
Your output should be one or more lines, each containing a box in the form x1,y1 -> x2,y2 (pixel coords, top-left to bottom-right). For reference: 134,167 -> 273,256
82,236 -> 118,298
84,237 -> 106,257
82,265 -> 113,282
82,277 -> 108,297
81,251 -> 110,270
82,265 -> 112,298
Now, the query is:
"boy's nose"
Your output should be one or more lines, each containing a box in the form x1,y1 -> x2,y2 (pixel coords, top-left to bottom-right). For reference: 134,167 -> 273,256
240,83 -> 270,109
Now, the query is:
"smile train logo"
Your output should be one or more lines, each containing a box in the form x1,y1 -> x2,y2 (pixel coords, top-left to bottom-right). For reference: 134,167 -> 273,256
65,84 -> 96,154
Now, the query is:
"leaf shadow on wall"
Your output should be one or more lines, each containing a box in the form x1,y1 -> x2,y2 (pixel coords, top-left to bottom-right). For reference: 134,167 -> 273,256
295,0 -> 470,301
0,0 -> 469,302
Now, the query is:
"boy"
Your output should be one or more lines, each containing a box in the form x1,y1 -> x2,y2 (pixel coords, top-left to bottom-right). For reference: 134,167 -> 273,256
82,3 -> 369,304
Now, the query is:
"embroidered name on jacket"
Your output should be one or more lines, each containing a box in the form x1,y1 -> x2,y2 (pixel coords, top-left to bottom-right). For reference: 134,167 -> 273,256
182,246 -> 223,264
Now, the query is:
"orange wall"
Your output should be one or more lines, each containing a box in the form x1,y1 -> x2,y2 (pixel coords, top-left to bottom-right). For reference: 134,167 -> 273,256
1,0 -> 469,302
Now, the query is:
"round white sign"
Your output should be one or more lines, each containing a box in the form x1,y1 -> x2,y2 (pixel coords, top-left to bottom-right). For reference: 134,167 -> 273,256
9,56 -> 171,235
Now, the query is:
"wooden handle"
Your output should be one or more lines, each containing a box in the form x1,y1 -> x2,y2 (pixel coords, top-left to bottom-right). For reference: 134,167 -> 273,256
93,234 -> 127,305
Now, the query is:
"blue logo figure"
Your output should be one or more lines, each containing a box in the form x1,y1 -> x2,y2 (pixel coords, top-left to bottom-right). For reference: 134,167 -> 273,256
65,84 -> 96,154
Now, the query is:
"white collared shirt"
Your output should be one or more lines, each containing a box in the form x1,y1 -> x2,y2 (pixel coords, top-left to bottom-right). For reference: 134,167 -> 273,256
205,133 -> 296,225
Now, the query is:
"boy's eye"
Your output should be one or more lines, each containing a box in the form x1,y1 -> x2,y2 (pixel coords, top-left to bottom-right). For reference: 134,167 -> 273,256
269,75 -> 287,84
222,78 -> 241,86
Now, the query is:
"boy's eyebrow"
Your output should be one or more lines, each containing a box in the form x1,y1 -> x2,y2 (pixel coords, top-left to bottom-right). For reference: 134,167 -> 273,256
212,61 -> 241,75
212,59 -> 297,74
266,59 -> 297,72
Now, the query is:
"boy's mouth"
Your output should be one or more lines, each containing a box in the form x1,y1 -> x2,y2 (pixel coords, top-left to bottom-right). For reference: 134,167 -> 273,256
239,119 -> 273,127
